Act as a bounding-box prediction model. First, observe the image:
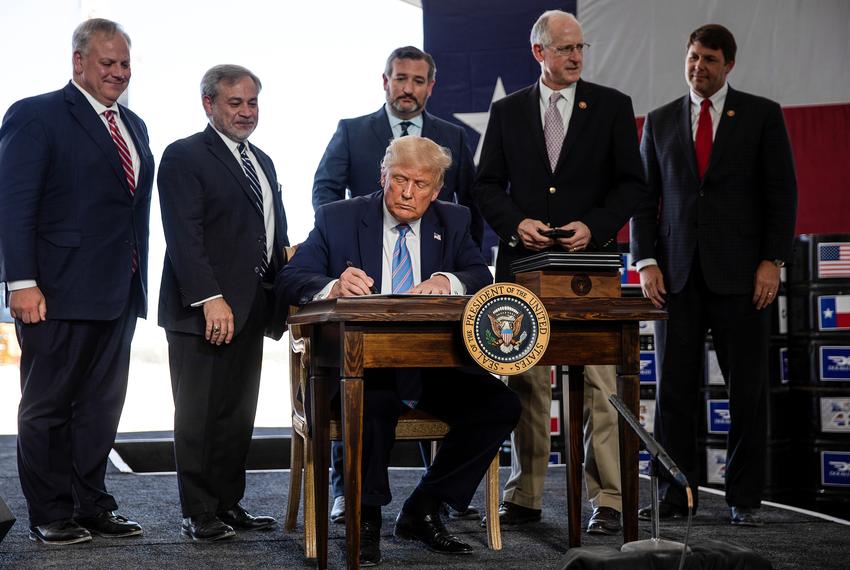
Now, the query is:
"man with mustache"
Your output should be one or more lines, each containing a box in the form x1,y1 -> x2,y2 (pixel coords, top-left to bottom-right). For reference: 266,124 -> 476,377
631,24 -> 796,526
474,9 -> 646,535
158,64 -> 289,541
311,45 -> 482,524
0,18 -> 152,545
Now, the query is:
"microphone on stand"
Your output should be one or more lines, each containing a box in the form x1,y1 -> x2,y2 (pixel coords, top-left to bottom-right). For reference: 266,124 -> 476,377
608,394 -> 692,568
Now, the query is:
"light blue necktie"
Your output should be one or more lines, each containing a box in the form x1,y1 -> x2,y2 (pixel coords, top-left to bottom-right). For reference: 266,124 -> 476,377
391,224 -> 414,293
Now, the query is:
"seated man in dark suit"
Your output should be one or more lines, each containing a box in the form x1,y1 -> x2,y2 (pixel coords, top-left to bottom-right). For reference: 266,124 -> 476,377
279,136 -> 520,566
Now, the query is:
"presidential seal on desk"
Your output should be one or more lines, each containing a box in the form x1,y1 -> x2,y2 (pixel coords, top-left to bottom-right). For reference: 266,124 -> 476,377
461,283 -> 550,375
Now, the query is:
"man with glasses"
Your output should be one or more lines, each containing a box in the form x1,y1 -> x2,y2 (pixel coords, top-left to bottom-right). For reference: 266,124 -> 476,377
474,9 -> 646,534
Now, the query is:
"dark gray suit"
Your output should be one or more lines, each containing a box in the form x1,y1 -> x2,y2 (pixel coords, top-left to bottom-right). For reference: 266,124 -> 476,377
312,106 -> 482,245
630,87 -> 797,509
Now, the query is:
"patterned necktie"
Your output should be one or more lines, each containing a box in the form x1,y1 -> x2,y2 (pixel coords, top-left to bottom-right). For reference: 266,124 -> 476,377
104,110 -> 135,196
104,110 -> 138,272
543,92 -> 565,172
399,121 -> 412,137
695,99 -> 713,181
237,142 -> 269,277
392,224 -> 414,293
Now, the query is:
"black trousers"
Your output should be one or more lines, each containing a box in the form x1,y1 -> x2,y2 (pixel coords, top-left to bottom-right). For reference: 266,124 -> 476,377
654,259 -> 770,510
351,368 -> 520,510
166,287 -> 269,517
16,287 -> 138,526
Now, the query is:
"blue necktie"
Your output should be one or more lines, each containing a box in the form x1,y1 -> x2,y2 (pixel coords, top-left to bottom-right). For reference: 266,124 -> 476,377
392,224 -> 414,293
237,142 -> 268,277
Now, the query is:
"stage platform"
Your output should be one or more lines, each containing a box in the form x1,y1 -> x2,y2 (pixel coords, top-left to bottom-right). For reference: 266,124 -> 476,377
1,433 -> 848,569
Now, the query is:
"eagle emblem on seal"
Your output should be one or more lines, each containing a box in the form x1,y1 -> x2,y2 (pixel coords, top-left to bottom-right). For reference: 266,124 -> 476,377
487,310 -> 528,353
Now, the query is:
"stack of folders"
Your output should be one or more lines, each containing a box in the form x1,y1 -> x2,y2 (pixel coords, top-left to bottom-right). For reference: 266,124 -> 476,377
510,252 -> 622,275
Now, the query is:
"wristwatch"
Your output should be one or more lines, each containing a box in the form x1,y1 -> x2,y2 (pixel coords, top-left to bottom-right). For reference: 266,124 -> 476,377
772,259 -> 785,268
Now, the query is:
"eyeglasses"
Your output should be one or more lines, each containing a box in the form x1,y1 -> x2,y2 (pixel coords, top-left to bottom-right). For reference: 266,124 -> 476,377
545,43 -> 590,56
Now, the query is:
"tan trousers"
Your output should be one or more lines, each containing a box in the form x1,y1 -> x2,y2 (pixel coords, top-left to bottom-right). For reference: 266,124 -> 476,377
503,364 -> 622,511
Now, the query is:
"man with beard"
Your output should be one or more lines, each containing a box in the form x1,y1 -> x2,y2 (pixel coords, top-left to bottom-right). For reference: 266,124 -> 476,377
311,45 -> 482,524
158,64 -> 289,541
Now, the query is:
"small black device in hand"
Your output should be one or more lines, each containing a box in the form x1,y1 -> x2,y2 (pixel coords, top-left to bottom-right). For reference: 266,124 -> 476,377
541,228 -> 575,239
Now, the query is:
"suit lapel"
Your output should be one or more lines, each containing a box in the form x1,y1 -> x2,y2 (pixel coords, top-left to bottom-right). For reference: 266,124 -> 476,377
204,125 -> 256,206
358,193 -> 385,291
369,107 -> 394,151
558,79 -> 591,169
525,83 -> 550,172
675,94 -> 700,182
419,207 -> 444,279
706,87 -> 739,178
65,84 -> 128,191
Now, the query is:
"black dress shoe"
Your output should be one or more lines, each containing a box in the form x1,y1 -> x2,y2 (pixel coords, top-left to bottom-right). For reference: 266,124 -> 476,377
76,511 -> 143,538
730,506 -> 763,527
481,501 -> 542,527
441,503 -> 480,520
637,503 -> 689,521
360,520 -> 382,567
217,504 -> 276,531
586,507 -> 622,535
29,519 -> 92,545
181,514 -> 235,541
394,508 -> 473,555
331,496 -> 346,524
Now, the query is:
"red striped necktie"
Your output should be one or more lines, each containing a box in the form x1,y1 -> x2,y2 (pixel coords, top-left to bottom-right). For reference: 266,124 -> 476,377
104,110 -> 138,272
104,110 -> 136,196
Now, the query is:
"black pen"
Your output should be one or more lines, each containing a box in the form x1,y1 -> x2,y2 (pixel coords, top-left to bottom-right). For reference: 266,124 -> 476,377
345,261 -> 379,294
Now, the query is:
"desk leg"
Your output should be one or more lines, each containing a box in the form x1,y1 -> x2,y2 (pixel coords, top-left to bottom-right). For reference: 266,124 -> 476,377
618,325 -> 640,544
342,377 -> 363,570
310,372 -> 331,570
564,365 -> 584,548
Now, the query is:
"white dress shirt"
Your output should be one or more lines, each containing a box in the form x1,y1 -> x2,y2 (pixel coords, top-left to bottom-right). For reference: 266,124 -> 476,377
385,103 -> 423,139
538,78 -> 577,134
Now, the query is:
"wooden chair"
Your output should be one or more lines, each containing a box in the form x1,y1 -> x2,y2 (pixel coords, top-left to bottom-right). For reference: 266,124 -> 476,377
282,247 -> 502,558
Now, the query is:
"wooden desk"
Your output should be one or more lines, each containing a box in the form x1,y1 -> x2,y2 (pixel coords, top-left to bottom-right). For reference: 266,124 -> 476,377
289,296 -> 665,569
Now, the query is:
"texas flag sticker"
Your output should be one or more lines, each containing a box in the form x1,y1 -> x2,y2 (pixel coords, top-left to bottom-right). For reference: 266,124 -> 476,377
819,296 -> 850,331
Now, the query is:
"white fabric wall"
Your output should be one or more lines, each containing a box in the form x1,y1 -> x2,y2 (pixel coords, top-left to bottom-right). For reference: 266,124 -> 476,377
579,0 -> 850,114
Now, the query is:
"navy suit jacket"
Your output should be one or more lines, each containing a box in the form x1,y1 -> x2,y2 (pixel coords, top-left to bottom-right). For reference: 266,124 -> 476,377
158,125 -> 290,339
474,80 -> 646,281
630,87 -> 797,295
0,82 -> 154,320
311,106 -> 483,245
279,191 -> 491,307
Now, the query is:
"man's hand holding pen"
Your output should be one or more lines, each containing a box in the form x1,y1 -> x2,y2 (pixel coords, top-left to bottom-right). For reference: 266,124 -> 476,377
328,261 -> 378,298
